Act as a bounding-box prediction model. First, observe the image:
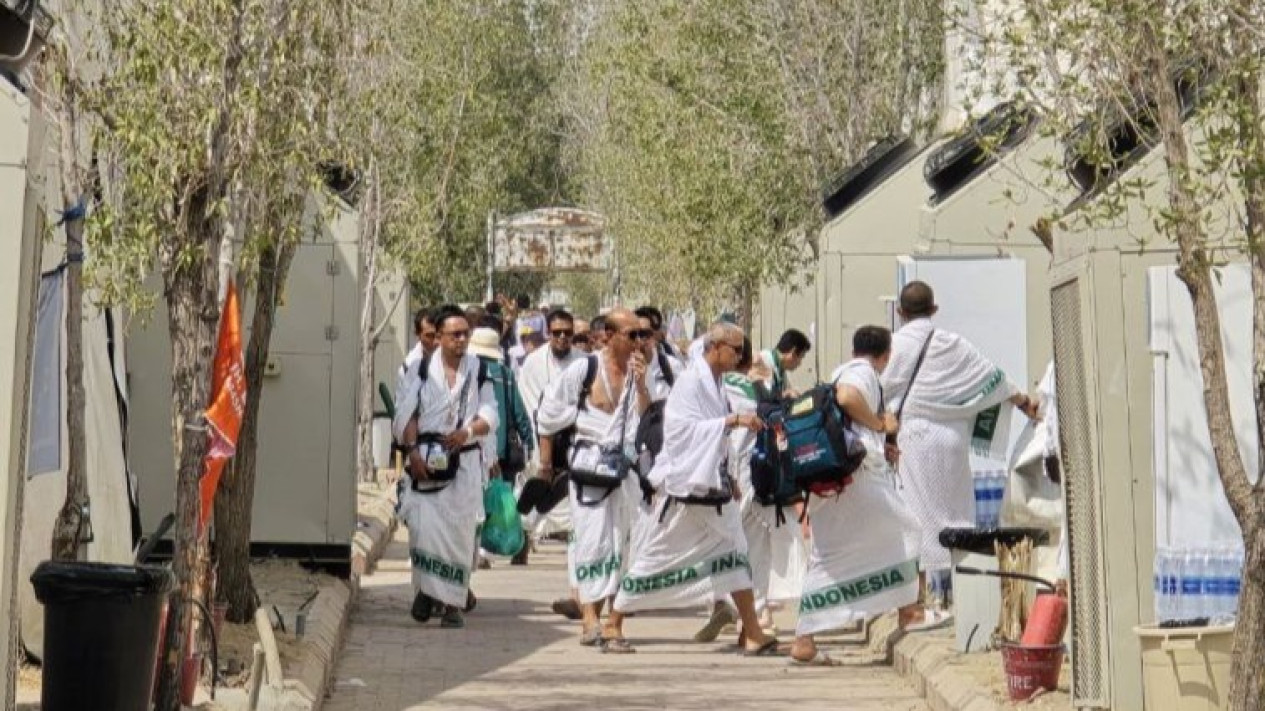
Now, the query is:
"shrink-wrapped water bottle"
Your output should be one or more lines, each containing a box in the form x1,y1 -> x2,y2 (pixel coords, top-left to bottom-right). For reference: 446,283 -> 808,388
974,474 -> 988,529
1154,547 -> 1177,623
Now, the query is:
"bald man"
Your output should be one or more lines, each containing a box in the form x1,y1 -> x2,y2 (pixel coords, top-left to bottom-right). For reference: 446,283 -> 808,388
605,323 -> 780,656
881,281 -> 1037,628
534,309 -> 670,648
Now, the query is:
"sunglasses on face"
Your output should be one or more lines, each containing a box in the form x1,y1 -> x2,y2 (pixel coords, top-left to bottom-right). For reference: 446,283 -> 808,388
550,329 -> 574,337
573,333 -> 590,343
621,328 -> 654,341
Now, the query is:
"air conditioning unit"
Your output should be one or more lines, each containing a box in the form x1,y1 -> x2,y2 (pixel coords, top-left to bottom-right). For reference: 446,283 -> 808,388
0,0 -> 54,89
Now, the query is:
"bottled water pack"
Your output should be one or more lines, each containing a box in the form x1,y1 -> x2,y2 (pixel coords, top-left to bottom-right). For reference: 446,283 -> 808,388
1153,543 -> 1243,625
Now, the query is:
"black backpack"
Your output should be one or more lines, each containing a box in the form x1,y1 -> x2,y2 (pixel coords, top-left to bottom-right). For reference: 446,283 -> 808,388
631,352 -> 679,496
545,355 -> 600,472
749,381 -> 866,525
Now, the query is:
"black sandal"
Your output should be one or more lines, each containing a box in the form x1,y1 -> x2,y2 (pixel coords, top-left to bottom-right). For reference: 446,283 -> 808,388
411,591 -> 434,623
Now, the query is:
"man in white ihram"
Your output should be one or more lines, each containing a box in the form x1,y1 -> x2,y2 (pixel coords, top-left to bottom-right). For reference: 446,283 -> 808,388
534,309 -> 669,648
608,322 -> 780,656
394,305 -> 498,629
881,281 -> 1038,627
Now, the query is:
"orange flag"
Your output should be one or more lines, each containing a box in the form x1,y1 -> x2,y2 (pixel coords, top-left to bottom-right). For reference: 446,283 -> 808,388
200,282 -> 247,531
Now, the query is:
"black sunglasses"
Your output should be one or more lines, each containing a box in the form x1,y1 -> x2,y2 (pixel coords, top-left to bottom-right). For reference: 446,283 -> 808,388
550,328 -> 574,337
623,328 -> 654,341
572,334 -> 590,344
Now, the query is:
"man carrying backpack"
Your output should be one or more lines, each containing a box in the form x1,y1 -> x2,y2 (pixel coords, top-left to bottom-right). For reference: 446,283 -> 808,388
394,305 -> 499,629
609,323 -> 781,656
532,309 -> 670,649
790,326 -> 920,665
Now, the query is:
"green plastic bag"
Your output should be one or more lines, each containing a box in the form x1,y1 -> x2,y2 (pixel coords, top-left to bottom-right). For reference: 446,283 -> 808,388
481,479 -> 525,557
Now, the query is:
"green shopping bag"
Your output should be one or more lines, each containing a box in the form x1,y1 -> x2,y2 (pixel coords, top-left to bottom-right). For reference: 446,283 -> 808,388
481,479 -> 525,556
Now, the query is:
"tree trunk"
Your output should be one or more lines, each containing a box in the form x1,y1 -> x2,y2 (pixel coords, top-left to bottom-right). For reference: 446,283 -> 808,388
214,239 -> 296,623
50,210 -> 89,561
356,176 -> 381,484
153,226 -> 222,711
1138,21 -> 1260,710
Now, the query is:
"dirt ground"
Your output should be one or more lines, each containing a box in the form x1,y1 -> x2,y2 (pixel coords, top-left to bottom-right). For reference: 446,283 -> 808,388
213,558 -> 332,688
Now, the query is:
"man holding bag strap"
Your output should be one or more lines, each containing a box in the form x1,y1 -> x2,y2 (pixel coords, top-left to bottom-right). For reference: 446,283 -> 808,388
396,305 -> 499,629
881,282 -> 1038,627
533,309 -> 668,647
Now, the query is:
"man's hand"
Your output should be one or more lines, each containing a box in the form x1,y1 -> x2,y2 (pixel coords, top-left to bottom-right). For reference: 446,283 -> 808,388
407,448 -> 430,481
1015,394 -> 1041,420
729,413 -> 763,431
630,350 -> 648,388
443,427 -> 470,450
884,442 -> 901,466
881,413 -> 900,435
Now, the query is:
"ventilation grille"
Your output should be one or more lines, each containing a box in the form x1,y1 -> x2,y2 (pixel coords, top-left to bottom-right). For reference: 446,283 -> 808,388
1052,280 -> 1108,708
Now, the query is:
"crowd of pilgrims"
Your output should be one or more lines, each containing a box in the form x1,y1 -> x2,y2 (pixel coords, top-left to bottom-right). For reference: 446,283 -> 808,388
390,283 -> 1041,665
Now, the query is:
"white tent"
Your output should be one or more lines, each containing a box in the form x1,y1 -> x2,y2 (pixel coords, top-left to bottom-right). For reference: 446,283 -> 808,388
16,100 -> 135,661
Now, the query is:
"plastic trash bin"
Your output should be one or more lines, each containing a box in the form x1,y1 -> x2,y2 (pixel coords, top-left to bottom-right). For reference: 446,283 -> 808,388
1135,624 -> 1232,711
938,527 -> 1050,653
31,560 -> 174,711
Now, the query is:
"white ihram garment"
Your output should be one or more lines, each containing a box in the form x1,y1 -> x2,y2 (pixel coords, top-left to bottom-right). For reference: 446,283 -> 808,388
881,319 -> 1020,571
397,352 -> 499,607
723,374 -> 805,611
615,356 -> 752,613
517,347 -> 584,537
537,352 -> 665,604
795,360 -> 920,636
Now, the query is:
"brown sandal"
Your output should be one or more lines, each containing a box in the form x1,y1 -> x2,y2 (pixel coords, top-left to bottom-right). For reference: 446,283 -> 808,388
600,636 -> 636,654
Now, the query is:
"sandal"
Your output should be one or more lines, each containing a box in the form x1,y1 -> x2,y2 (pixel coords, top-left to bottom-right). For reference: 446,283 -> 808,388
742,638 -> 782,657
789,651 -> 841,667
440,607 -> 465,629
464,589 -> 478,613
410,591 -> 433,623
600,636 -> 636,654
580,627 -> 602,647
551,598 -> 582,621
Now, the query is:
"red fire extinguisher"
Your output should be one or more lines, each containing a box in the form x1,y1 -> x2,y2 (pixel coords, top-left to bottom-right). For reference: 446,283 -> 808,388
954,565 -> 1069,645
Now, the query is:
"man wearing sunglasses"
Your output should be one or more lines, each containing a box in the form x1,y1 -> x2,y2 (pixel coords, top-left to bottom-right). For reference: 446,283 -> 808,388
607,322 -> 779,656
394,305 -> 499,629
534,309 -> 671,650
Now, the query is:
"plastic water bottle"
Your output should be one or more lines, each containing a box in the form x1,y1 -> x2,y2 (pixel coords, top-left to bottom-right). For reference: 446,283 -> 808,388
974,474 -> 988,529
1177,548 -> 1200,621
991,472 -> 1006,527
1154,547 -> 1173,623
1197,548 -> 1216,620
1225,544 -> 1244,623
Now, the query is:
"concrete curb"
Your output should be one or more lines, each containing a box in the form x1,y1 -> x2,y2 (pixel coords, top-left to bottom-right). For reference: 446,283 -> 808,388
256,484 -> 398,711
892,632 -> 1002,711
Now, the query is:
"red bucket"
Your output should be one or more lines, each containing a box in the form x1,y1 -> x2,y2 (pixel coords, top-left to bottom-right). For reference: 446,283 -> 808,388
1000,643 -> 1064,701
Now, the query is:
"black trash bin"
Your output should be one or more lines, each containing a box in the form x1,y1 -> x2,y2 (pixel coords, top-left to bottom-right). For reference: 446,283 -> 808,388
31,560 -> 174,711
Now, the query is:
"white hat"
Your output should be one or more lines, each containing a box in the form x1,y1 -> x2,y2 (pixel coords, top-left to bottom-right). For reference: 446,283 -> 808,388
469,328 -> 503,360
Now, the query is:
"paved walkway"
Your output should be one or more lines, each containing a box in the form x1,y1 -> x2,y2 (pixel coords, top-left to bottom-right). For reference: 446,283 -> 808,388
325,528 -> 928,711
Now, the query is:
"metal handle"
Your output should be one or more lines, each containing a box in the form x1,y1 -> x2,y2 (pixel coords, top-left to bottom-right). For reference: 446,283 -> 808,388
954,564 -> 1057,592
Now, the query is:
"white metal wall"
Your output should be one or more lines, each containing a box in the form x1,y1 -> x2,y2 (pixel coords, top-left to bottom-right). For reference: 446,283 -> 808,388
129,196 -> 361,550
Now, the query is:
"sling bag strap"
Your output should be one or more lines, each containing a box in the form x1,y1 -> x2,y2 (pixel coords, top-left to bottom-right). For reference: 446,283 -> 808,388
895,329 -> 935,423
572,365 -> 635,507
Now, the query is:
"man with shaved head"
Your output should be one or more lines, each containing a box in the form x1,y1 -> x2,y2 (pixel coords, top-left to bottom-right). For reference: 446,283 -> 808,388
604,322 -> 780,655
532,308 -> 671,647
881,281 -> 1038,629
